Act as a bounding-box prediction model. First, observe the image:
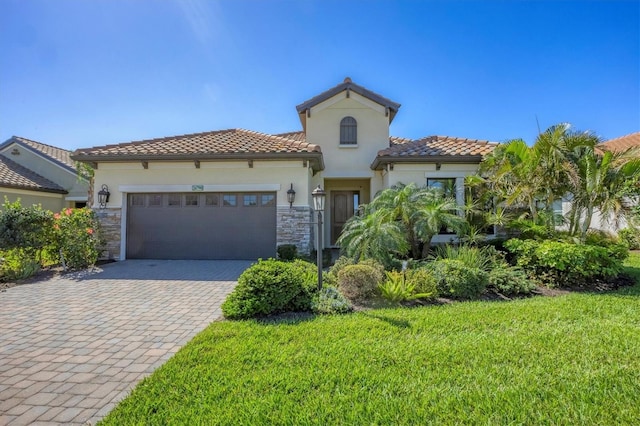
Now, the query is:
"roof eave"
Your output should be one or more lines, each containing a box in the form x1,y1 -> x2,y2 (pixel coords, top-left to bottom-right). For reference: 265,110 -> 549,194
71,151 -> 325,172
0,182 -> 68,194
371,155 -> 484,170
0,137 -> 78,175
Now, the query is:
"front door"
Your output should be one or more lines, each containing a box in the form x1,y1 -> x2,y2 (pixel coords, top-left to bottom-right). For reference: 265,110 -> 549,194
331,191 -> 359,245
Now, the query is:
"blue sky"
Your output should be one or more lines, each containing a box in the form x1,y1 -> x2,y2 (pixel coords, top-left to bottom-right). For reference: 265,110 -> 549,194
1,0 -> 638,151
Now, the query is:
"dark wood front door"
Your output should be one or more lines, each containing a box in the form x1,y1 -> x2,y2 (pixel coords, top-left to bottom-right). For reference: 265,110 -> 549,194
331,191 -> 359,245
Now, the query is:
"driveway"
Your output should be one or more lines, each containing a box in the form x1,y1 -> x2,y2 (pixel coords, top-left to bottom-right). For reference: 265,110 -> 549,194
0,260 -> 250,425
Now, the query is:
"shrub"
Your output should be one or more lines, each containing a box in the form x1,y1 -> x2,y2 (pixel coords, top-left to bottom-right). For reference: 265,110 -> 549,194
222,259 -> 317,319
51,208 -> 103,270
283,260 -> 318,312
405,268 -> 438,299
487,266 -> 536,296
337,264 -> 383,302
277,244 -> 298,261
619,228 -> 640,250
311,287 -> 353,314
430,259 -> 488,300
0,199 -> 53,254
0,248 -> 41,281
324,256 -> 354,287
504,238 -> 628,287
359,258 -> 386,275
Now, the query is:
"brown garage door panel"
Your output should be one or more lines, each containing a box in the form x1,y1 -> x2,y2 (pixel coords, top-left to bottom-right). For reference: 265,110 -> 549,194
126,193 -> 276,260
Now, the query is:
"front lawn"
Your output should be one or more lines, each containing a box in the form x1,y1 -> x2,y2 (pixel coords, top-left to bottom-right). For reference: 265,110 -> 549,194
100,254 -> 640,425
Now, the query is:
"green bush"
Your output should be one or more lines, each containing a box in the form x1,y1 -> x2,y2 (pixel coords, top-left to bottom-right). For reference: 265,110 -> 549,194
276,244 -> 298,261
405,268 -> 438,299
222,259 -> 317,319
504,238 -> 628,287
487,266 -> 536,296
0,248 -> 41,281
619,228 -> 640,250
430,259 -> 488,300
324,256 -> 355,287
283,260 -> 318,312
338,264 -> 383,302
311,287 -> 353,314
0,199 -> 53,253
51,208 -> 103,270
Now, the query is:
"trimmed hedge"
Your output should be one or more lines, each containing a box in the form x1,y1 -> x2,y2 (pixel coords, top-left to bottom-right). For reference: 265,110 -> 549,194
338,264 -> 383,302
222,259 -> 317,319
504,238 -> 628,287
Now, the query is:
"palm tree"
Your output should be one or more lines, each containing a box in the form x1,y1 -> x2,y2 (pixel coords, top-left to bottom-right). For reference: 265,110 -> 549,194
336,208 -> 408,264
337,183 -> 466,262
568,146 -> 640,239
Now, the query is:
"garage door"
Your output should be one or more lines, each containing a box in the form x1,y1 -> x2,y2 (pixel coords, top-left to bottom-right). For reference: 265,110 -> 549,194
126,192 -> 276,260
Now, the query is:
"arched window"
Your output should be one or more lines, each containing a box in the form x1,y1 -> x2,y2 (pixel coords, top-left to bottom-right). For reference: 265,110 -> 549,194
340,116 -> 357,145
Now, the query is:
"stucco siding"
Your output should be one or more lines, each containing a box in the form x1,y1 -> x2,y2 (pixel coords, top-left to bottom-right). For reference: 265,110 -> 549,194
0,188 -> 65,211
306,92 -> 390,178
93,160 -> 312,209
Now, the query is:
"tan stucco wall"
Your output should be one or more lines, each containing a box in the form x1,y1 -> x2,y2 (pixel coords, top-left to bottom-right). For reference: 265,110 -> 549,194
0,187 -> 66,212
305,92 -> 389,179
0,143 -> 89,200
92,160 -> 312,209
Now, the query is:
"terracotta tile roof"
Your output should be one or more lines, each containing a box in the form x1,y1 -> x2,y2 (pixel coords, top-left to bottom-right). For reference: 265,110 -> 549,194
0,156 -> 67,194
274,131 -> 307,142
0,136 -> 77,173
296,77 -> 401,123
600,131 -> 640,153
72,129 -> 324,170
372,135 -> 498,169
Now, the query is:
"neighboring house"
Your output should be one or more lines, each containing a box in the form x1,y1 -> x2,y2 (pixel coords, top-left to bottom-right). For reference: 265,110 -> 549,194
558,131 -> 640,235
585,131 -> 640,234
0,136 -> 89,211
72,78 -> 497,260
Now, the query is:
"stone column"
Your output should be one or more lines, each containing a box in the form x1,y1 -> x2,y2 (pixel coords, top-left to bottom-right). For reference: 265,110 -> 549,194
94,208 -> 121,260
276,206 -> 313,255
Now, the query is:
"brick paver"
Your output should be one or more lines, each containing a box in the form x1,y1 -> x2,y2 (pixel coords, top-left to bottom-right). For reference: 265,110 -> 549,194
0,260 -> 249,425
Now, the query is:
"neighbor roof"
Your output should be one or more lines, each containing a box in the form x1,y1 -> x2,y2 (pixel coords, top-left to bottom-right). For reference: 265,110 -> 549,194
371,135 -> 498,169
72,129 -> 324,171
296,77 -> 401,123
600,131 -> 640,153
0,136 -> 78,174
0,156 -> 67,194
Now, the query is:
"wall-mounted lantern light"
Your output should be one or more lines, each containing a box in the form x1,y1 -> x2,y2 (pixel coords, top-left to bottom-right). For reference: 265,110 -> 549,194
311,185 -> 326,291
97,184 -> 110,209
287,183 -> 296,208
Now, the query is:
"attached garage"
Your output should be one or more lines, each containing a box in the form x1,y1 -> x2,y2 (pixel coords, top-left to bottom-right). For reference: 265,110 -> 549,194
126,192 -> 276,260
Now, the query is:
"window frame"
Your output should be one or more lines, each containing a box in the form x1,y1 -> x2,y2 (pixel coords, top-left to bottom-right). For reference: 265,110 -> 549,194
339,116 -> 357,145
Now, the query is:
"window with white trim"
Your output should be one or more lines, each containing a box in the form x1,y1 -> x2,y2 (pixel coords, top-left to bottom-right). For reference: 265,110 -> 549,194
340,116 -> 357,145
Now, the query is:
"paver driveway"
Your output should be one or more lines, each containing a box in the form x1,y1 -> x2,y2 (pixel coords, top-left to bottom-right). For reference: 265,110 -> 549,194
0,259 -> 250,425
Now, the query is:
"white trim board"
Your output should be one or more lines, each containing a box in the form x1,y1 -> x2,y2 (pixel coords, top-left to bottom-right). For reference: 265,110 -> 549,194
118,184 -> 282,193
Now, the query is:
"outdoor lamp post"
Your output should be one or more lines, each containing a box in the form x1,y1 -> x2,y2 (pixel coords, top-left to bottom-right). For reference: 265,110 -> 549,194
97,184 -> 110,209
311,185 -> 326,291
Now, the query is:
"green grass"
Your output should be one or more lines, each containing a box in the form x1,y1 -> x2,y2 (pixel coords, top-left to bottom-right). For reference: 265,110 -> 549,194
100,254 -> 640,425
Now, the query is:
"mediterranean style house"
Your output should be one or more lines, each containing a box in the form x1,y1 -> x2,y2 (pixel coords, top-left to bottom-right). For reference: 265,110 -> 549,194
72,78 -> 497,260
0,136 -> 89,211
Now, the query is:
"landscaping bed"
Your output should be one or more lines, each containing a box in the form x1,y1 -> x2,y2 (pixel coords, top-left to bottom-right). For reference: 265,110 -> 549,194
99,255 -> 640,425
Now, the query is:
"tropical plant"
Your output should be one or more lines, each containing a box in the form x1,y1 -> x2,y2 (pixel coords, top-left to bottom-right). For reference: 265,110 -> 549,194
337,183 -> 465,263
51,208 -> 103,270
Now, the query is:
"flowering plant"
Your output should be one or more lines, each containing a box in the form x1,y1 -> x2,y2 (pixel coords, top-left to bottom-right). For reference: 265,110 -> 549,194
51,208 -> 103,270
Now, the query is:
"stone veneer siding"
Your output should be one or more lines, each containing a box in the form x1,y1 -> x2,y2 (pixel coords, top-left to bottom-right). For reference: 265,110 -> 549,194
95,208 -> 121,260
277,206 -> 313,255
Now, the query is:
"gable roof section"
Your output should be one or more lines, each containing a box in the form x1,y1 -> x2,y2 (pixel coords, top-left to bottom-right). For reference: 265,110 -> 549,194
72,129 -> 324,171
371,135 -> 498,169
0,156 -> 67,194
0,136 -> 78,174
296,78 -> 401,123
600,131 -> 640,153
